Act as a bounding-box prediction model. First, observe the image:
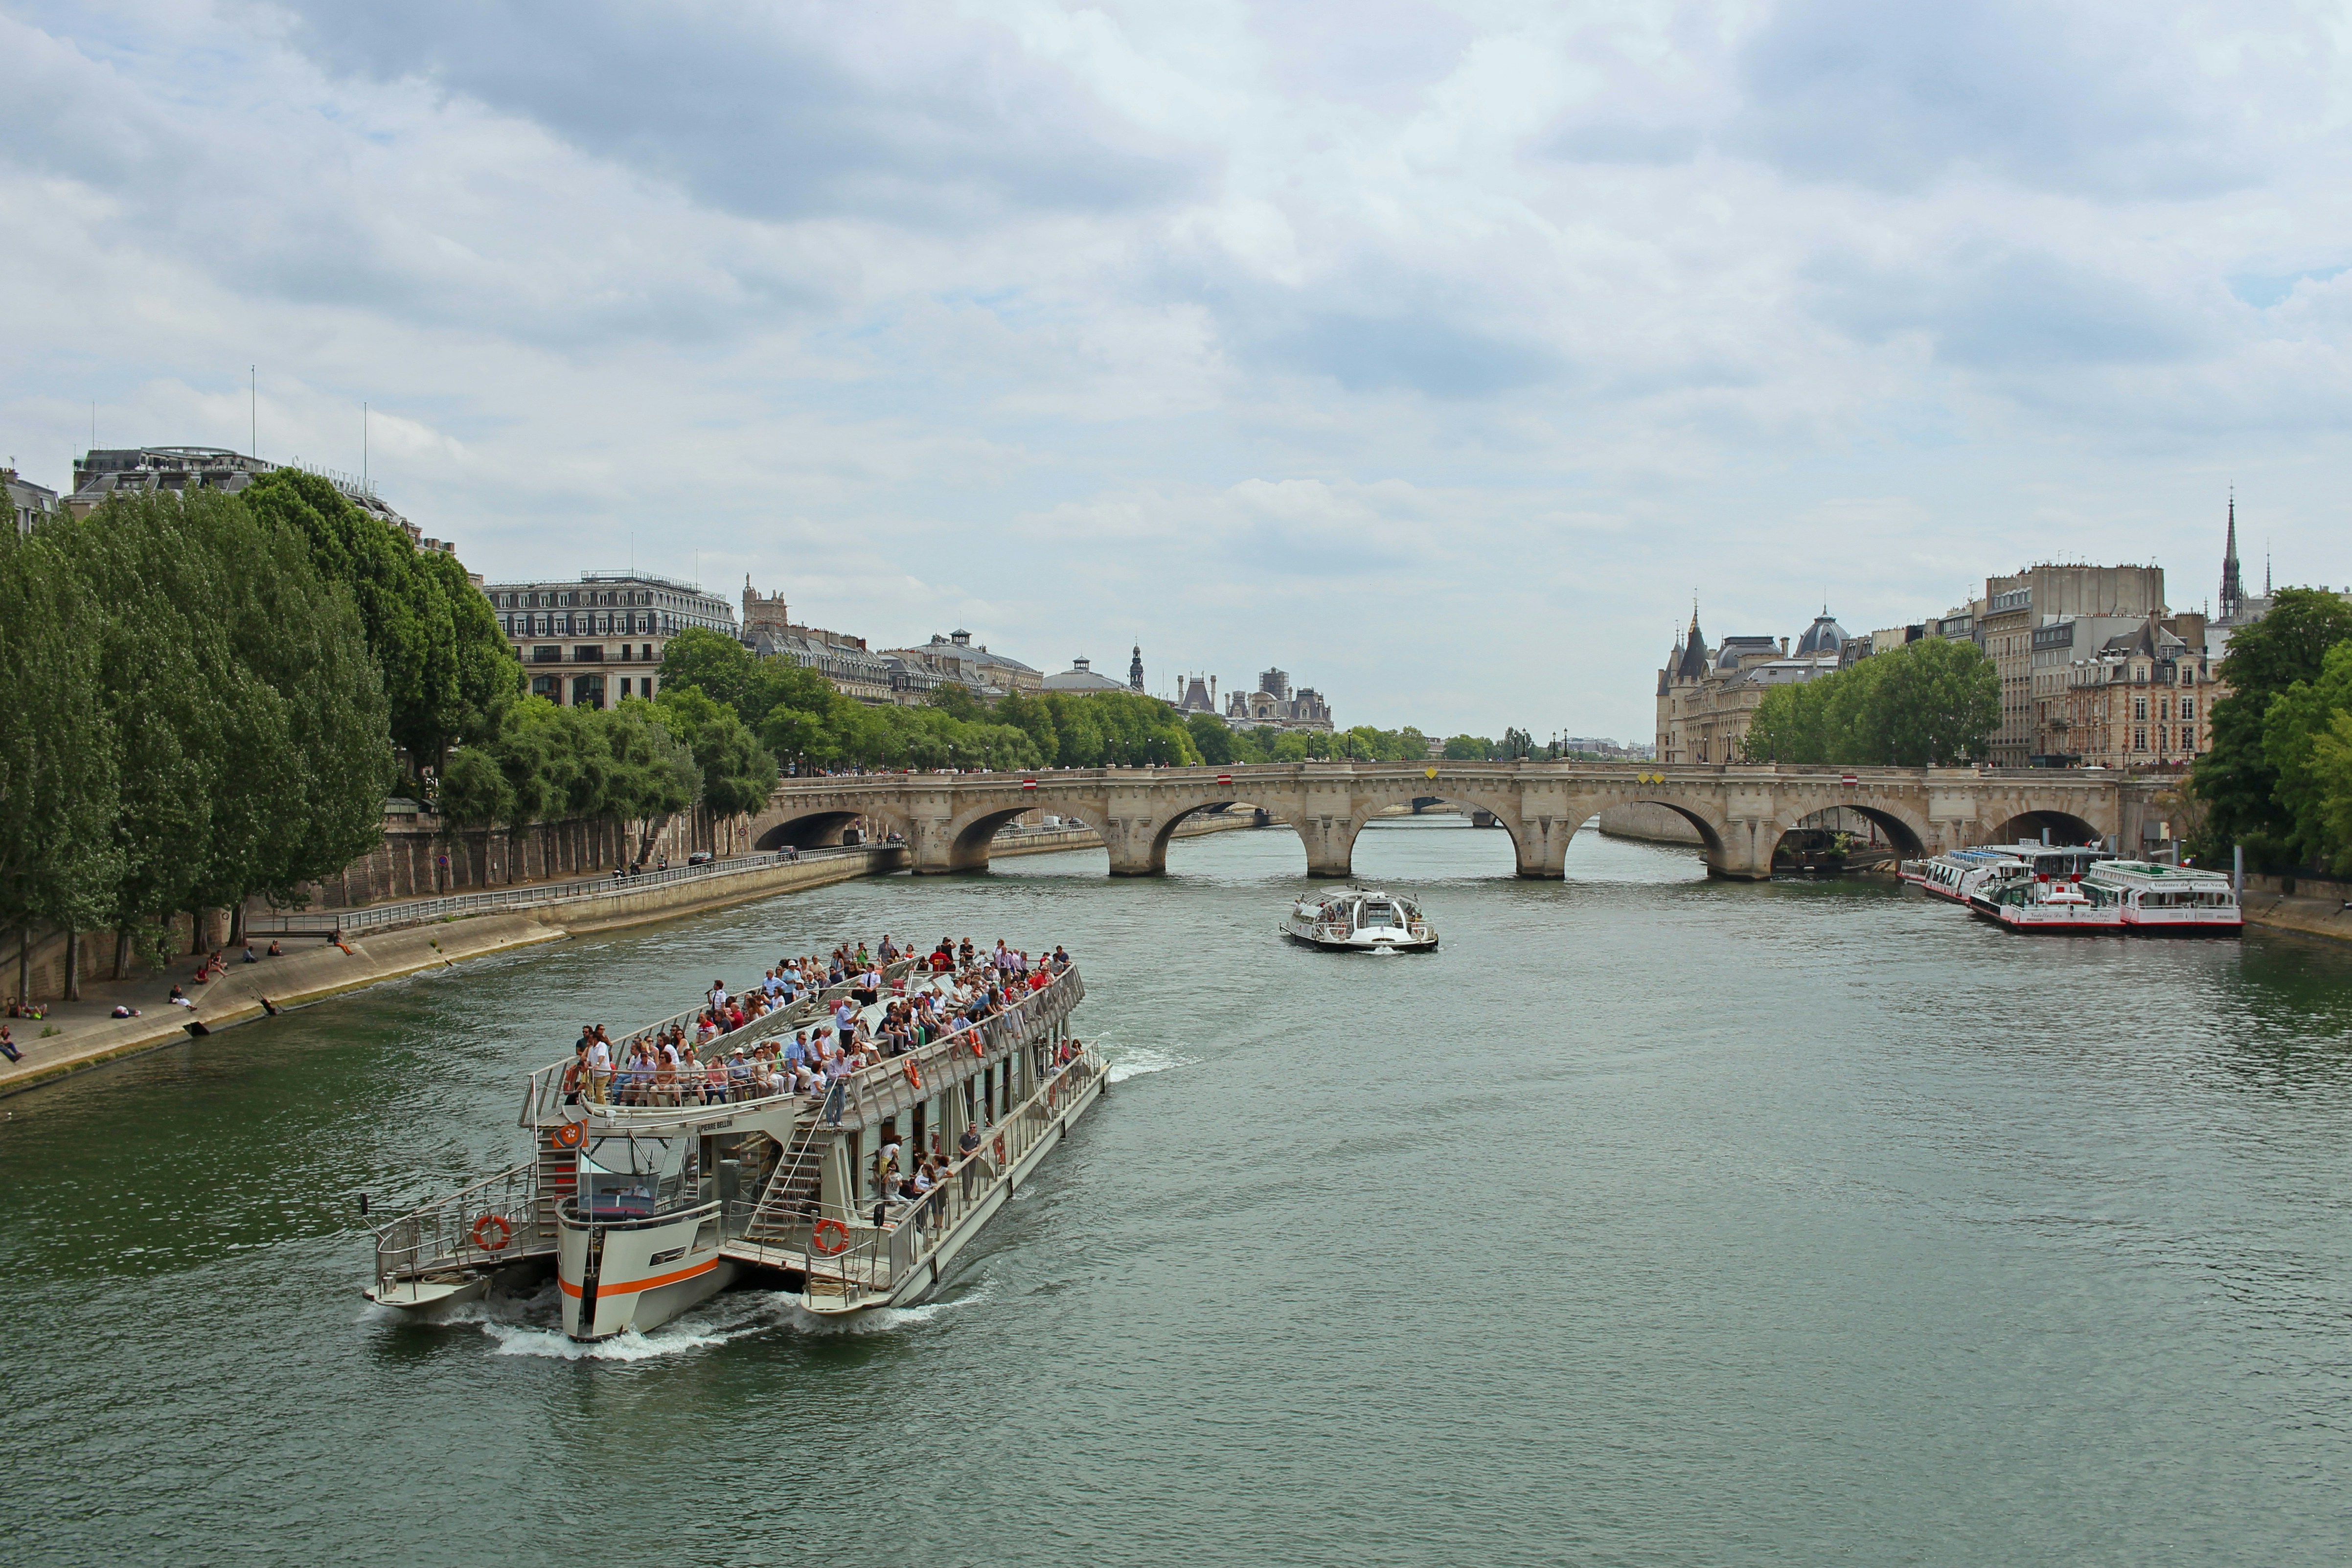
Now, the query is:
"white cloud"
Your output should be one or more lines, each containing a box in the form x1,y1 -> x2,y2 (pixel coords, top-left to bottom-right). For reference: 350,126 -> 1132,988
2,0 -> 2351,741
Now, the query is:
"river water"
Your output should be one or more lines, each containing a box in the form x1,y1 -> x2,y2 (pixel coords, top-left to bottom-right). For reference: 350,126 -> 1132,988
5,819 -> 2351,1566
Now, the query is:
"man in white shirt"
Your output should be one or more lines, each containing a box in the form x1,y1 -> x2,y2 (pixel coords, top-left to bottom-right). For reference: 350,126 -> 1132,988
586,1033 -> 613,1102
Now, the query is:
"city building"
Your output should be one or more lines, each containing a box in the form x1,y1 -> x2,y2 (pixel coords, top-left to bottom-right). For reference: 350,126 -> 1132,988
62,446 -> 455,555
1559,736 -> 1656,759
1976,563 -> 2165,767
483,571 -> 734,708
883,630 -> 1043,699
1042,657 -> 1129,692
745,582 -> 897,704
1225,667 -> 1333,731
1655,608 -> 1842,764
4,465 -> 58,536
1175,674 -> 1218,714
2044,614 -> 2215,768
2207,496 -> 2273,663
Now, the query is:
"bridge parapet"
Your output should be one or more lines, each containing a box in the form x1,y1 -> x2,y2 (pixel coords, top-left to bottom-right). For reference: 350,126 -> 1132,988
748,763 -> 2151,882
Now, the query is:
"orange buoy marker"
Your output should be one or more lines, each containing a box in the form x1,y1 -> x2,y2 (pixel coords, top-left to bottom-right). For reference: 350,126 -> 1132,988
552,1121 -> 584,1149
993,1134 -> 1006,1164
471,1214 -> 513,1252
903,1059 -> 922,1091
811,1217 -> 851,1256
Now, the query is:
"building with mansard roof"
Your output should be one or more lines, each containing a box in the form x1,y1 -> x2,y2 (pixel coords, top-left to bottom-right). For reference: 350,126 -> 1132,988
1654,607 -> 1843,764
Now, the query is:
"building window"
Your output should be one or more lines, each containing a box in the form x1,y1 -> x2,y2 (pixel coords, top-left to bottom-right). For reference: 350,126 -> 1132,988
533,645 -> 562,662
574,645 -> 603,663
619,643 -> 633,661
2133,727 -> 2147,752
2133,697 -> 2147,721
530,674 -> 559,698
642,676 -> 656,698
2181,698 -> 2195,721
620,677 -> 633,698
571,674 -> 605,709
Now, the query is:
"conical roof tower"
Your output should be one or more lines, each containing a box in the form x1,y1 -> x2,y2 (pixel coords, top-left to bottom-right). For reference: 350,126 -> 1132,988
2219,492 -> 2244,621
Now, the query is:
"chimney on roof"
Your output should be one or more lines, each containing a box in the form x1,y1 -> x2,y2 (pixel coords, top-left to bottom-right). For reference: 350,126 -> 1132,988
1780,637 -> 1789,656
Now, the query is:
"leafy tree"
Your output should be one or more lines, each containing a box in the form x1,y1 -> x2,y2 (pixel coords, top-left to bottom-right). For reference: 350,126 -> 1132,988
242,469 -> 518,774
655,686 -> 780,815
1442,734 -> 1491,760
2306,711 -> 2352,874
657,626 -> 763,716
2190,588 -> 2352,866
1741,639 -> 1995,766
2261,639 -> 2352,871
0,523 -> 121,995
1186,711 -> 1237,765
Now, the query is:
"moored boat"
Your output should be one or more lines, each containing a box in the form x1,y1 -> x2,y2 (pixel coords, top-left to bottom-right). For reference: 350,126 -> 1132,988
1967,865 -> 2124,932
1280,888 -> 1437,951
2083,860 -> 2243,933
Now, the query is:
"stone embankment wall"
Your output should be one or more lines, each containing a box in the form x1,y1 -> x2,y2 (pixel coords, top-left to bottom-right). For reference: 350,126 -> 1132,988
2239,871 -> 2352,944
0,846 -> 902,1100
7,804 -> 754,1003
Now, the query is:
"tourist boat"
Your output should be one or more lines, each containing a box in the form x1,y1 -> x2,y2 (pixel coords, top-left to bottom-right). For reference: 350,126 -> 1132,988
1280,888 -> 1437,951
364,957 -> 1103,1339
1901,841 -> 2110,904
1900,848 -> 2021,904
2083,860 -> 2243,933
1966,865 -> 2124,932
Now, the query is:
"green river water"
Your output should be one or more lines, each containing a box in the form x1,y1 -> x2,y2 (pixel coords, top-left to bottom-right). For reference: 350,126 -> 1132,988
4,818 -> 2351,1567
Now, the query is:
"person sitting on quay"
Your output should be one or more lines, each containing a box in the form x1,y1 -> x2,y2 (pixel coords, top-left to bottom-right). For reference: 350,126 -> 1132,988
112,1003 -> 141,1019
267,939 -> 284,957
168,984 -> 195,1009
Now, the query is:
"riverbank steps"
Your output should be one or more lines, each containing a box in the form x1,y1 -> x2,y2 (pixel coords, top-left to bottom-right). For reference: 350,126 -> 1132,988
5,818 -> 2352,1565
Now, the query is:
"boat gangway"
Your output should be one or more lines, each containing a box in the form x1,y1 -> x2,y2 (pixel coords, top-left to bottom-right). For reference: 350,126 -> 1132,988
366,959 -> 1103,1329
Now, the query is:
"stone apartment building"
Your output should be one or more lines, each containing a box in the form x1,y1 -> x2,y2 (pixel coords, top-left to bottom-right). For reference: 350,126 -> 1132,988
4,465 -> 58,535
743,582 -> 901,704
2039,614 -> 2215,767
882,629 -> 1044,700
1976,563 -> 2166,766
484,571 -> 735,708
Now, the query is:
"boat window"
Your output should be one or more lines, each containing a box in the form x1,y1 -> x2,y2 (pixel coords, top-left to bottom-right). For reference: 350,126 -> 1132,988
581,1135 -> 689,1214
1357,904 -> 1399,928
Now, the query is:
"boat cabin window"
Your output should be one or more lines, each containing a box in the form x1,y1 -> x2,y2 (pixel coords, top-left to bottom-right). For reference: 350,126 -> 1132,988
581,1135 -> 691,1215
1356,904 -> 1399,929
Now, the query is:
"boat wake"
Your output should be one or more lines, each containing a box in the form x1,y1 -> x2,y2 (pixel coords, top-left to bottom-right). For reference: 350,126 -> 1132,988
375,1278 -> 991,1359
1101,1043 -> 1196,1083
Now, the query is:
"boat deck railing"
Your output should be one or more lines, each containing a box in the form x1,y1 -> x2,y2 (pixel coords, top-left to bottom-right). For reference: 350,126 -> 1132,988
772,1045 -> 1107,1311
518,963 -> 1086,1134
370,1158 -> 543,1295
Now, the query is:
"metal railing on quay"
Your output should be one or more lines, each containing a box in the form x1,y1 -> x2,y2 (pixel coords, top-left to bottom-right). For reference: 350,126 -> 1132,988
253,844 -> 878,940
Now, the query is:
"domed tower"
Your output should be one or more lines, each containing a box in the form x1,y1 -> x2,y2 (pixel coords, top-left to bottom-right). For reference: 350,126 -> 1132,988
1128,644 -> 1145,691
1793,608 -> 1848,659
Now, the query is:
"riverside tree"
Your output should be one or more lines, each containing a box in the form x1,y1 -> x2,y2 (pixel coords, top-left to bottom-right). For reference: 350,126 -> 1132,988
242,469 -> 519,774
22,489 -> 394,979
1742,638 -> 1997,766
2188,587 -> 2352,869
0,521 -> 122,998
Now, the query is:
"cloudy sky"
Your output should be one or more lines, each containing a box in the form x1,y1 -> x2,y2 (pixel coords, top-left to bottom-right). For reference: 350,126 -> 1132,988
5,1 -> 2349,740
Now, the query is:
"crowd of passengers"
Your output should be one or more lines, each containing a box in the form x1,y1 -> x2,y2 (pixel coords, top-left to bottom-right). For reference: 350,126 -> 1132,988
560,934 -> 1074,1109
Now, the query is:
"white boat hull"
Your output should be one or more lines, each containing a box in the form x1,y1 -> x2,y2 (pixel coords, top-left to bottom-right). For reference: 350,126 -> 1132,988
558,1204 -> 733,1341
1279,919 -> 1438,951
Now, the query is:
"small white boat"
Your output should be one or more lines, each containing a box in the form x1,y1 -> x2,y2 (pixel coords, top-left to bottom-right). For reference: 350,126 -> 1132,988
1281,888 -> 1437,951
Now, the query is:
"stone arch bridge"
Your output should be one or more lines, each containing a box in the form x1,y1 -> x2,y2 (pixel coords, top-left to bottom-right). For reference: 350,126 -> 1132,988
748,762 -> 2158,881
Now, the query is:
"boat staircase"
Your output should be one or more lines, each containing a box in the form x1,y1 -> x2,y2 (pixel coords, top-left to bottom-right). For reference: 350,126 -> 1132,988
740,1120 -> 834,1250
530,1133 -> 575,1251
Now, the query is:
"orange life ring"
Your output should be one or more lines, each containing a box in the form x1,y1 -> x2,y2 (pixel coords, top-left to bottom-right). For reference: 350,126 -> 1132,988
903,1059 -> 922,1091
992,1134 -> 1006,1163
970,1036 -> 985,1057
551,1121 -> 584,1149
810,1217 -> 851,1256
471,1214 -> 513,1252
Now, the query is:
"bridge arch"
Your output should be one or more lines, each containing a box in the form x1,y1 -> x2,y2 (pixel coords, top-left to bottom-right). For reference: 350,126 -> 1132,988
1758,801 -> 1928,875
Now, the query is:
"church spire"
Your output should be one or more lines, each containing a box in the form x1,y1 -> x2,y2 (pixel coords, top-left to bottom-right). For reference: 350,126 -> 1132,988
2218,490 -> 2244,621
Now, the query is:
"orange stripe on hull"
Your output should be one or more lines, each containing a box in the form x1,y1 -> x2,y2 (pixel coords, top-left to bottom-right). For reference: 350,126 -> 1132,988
559,1258 -> 717,1299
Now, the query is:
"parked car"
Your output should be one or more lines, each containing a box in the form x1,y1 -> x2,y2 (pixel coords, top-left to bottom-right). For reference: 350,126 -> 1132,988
686,850 -> 715,865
